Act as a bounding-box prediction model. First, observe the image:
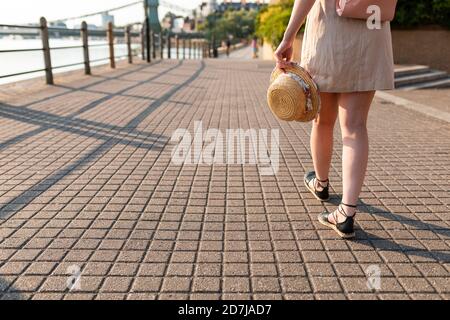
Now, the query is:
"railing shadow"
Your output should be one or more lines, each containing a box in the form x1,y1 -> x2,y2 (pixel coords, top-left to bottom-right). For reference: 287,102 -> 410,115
0,60 -> 183,152
0,103 -> 167,152
52,85 -> 194,107
327,196 -> 450,263
9,61 -> 163,109
0,278 -> 23,300
0,60 -> 206,220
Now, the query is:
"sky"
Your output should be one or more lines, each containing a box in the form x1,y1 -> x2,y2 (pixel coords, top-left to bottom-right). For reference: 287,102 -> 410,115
0,0 -> 204,26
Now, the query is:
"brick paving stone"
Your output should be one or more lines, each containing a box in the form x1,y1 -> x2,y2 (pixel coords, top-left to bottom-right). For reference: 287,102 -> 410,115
31,293 -> 65,300
223,277 -> 250,293
190,293 -> 221,300
310,277 -> 342,293
0,59 -> 448,300
251,277 -> 281,293
63,293 -> 96,300
10,276 -> 45,292
126,293 -> 157,300
281,277 -> 312,293
24,262 -> 57,275
100,277 -> 133,293
95,293 -> 126,300
131,277 -> 162,293
158,293 -> 189,300
315,293 -> 347,300
161,277 -> 191,293
192,277 -> 221,293
398,278 -> 437,293
39,276 -> 70,292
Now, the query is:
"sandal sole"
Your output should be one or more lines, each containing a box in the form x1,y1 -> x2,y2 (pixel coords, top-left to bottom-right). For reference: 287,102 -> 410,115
318,215 -> 355,239
304,179 -> 330,202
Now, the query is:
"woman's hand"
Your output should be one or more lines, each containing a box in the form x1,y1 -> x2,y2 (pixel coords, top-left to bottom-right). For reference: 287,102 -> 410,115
273,0 -> 316,69
274,40 -> 294,69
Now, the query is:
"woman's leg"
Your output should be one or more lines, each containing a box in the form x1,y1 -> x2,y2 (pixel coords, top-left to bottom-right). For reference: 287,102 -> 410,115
330,91 -> 375,223
310,92 -> 339,187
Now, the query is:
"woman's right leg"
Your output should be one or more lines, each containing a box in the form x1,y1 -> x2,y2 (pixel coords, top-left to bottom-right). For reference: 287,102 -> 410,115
310,92 -> 339,183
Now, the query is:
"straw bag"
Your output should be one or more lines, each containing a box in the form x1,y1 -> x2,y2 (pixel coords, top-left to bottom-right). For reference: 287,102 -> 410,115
336,0 -> 398,22
267,63 -> 320,123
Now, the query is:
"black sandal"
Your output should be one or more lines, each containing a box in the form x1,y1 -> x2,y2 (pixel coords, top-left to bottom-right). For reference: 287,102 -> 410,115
304,171 -> 330,202
318,203 -> 357,239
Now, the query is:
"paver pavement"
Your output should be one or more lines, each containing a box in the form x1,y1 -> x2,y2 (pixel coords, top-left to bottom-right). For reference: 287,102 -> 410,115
0,59 -> 449,300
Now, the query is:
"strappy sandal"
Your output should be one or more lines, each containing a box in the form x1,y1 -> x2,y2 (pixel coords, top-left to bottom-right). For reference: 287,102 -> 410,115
304,171 -> 330,202
318,203 -> 357,239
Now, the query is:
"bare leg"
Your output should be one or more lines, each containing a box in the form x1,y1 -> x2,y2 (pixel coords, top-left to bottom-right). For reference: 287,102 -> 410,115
329,91 -> 375,223
309,92 -> 339,190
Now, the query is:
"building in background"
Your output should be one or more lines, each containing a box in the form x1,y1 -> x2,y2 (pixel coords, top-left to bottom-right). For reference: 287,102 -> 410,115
101,13 -> 114,28
201,0 -> 218,16
217,0 -> 265,12
182,16 -> 196,32
49,21 -> 68,29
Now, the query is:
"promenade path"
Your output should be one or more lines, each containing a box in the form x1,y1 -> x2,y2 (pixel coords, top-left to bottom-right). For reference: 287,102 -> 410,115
0,59 -> 448,300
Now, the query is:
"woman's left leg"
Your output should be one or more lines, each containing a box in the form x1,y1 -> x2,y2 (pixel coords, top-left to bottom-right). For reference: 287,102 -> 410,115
326,91 -> 375,225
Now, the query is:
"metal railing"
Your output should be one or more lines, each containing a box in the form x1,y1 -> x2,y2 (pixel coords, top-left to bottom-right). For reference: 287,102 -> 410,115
0,17 -> 211,85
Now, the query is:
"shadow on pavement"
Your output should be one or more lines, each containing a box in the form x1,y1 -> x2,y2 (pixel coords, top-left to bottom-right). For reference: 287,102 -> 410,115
328,196 -> 450,263
0,278 -> 23,300
0,60 -> 206,220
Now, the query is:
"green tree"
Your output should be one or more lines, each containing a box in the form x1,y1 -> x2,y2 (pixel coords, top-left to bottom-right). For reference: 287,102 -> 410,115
255,0 -> 294,49
393,0 -> 450,29
256,0 -> 449,49
199,9 -> 258,42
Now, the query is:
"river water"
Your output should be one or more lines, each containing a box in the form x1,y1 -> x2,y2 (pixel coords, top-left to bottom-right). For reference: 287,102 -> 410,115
0,38 -> 201,85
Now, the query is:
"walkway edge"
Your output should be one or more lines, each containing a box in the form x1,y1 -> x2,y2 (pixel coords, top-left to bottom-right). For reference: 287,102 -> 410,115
375,91 -> 450,123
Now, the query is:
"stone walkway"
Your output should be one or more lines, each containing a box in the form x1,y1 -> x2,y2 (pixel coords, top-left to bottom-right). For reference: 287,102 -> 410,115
0,59 -> 448,300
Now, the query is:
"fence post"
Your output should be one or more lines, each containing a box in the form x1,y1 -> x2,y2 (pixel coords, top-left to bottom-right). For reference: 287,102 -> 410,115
107,22 -> 115,68
80,21 -> 91,75
167,33 -> 171,59
141,24 -> 145,60
201,41 -> 204,59
192,39 -> 198,59
189,39 -> 192,59
195,40 -> 202,59
151,31 -> 156,60
176,35 -> 179,60
160,32 -> 164,60
125,25 -> 132,64
202,41 -> 206,59
40,17 -> 53,85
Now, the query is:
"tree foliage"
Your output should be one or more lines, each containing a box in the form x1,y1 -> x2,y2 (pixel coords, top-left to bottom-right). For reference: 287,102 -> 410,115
393,0 -> 450,29
199,9 -> 258,42
256,0 -> 449,49
255,0 -> 294,49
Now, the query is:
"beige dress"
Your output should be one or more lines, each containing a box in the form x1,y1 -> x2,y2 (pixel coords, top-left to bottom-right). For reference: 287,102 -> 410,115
301,0 -> 395,92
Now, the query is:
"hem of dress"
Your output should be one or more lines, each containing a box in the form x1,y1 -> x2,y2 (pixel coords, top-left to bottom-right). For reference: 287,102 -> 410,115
319,86 -> 395,93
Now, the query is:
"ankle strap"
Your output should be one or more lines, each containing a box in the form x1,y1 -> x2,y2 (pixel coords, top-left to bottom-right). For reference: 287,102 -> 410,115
317,178 -> 329,183
337,203 -> 357,219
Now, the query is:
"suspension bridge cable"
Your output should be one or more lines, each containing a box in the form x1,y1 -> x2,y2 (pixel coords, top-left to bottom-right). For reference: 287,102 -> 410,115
49,1 -> 142,23
49,0 -> 193,24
